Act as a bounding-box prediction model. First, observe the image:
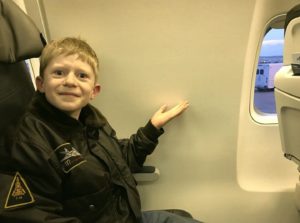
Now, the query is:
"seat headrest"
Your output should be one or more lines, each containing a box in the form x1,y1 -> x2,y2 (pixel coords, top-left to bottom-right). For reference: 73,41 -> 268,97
284,4 -> 300,32
0,0 -> 45,63
283,4 -> 300,65
274,4 -> 300,165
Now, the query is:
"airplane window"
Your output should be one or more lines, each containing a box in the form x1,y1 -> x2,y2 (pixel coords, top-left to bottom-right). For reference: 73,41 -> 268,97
254,28 -> 284,114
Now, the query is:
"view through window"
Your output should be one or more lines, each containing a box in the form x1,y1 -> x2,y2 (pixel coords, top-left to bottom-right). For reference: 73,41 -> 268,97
254,28 -> 284,114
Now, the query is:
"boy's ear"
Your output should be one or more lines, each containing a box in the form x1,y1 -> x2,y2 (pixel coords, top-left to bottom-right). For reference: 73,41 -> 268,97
90,84 -> 101,100
35,76 -> 45,92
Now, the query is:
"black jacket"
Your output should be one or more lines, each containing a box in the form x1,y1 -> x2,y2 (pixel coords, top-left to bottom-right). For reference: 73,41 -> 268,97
0,93 -> 163,223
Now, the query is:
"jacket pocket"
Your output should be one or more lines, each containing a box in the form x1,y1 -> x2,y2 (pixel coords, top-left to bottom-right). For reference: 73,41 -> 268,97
62,188 -> 113,220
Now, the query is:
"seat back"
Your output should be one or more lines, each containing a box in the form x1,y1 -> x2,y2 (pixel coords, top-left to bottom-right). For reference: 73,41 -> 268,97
0,0 -> 45,133
274,4 -> 300,165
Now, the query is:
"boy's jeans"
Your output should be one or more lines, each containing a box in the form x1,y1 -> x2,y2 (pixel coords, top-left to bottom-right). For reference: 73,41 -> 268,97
141,210 -> 203,223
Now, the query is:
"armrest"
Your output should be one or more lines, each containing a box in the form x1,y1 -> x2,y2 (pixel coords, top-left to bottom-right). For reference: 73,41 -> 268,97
133,166 -> 160,182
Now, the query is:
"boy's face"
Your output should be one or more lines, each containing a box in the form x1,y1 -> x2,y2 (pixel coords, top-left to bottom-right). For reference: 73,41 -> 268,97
36,54 -> 100,119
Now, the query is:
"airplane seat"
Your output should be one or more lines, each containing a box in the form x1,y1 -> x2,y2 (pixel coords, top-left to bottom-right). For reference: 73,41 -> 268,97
0,0 -> 45,134
274,4 -> 300,210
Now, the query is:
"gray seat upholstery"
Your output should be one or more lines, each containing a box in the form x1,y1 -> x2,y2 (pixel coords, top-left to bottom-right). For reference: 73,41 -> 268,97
0,0 -> 45,133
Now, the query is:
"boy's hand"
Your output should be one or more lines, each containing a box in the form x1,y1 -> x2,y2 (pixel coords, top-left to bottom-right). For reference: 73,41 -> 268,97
151,100 -> 189,129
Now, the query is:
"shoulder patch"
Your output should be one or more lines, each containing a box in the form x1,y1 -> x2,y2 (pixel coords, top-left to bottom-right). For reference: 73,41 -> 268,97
5,172 -> 35,209
55,143 -> 86,173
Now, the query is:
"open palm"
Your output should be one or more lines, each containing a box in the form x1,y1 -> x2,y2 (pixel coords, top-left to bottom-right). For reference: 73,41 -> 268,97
151,100 -> 189,129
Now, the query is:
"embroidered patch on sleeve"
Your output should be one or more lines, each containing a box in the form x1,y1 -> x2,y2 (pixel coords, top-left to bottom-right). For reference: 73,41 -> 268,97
5,172 -> 35,209
55,143 -> 86,173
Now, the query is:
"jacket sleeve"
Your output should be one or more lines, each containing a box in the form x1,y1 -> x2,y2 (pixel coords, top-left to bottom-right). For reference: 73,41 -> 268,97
116,121 -> 164,172
0,139 -> 82,223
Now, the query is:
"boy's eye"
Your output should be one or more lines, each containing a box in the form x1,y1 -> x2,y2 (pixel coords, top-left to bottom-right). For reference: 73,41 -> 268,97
54,70 -> 64,76
78,73 -> 88,79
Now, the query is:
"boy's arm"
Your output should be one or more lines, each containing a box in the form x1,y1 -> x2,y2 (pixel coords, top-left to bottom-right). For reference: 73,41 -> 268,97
0,141 -> 82,223
0,179 -> 82,223
117,101 -> 189,171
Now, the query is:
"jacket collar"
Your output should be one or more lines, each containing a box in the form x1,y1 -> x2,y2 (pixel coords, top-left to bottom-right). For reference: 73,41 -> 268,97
29,92 -> 107,137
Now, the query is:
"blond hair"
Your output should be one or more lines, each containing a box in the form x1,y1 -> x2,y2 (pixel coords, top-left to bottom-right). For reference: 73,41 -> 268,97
39,37 -> 99,79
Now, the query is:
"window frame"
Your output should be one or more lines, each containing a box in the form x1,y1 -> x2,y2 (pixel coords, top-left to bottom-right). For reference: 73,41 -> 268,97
250,14 -> 286,125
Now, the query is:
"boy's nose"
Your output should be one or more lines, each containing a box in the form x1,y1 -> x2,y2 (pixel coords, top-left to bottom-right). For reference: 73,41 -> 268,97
63,73 -> 77,86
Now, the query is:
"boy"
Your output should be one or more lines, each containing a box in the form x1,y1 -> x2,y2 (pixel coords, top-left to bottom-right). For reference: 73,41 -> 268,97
0,37 -> 200,223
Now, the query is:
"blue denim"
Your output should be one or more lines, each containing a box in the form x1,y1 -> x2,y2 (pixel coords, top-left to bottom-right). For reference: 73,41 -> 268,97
141,210 -> 203,223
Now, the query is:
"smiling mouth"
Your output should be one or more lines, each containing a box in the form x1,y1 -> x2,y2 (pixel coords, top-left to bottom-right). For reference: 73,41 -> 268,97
59,92 -> 79,97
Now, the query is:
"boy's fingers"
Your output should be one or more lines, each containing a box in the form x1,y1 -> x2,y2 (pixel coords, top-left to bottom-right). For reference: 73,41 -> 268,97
159,104 -> 168,113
